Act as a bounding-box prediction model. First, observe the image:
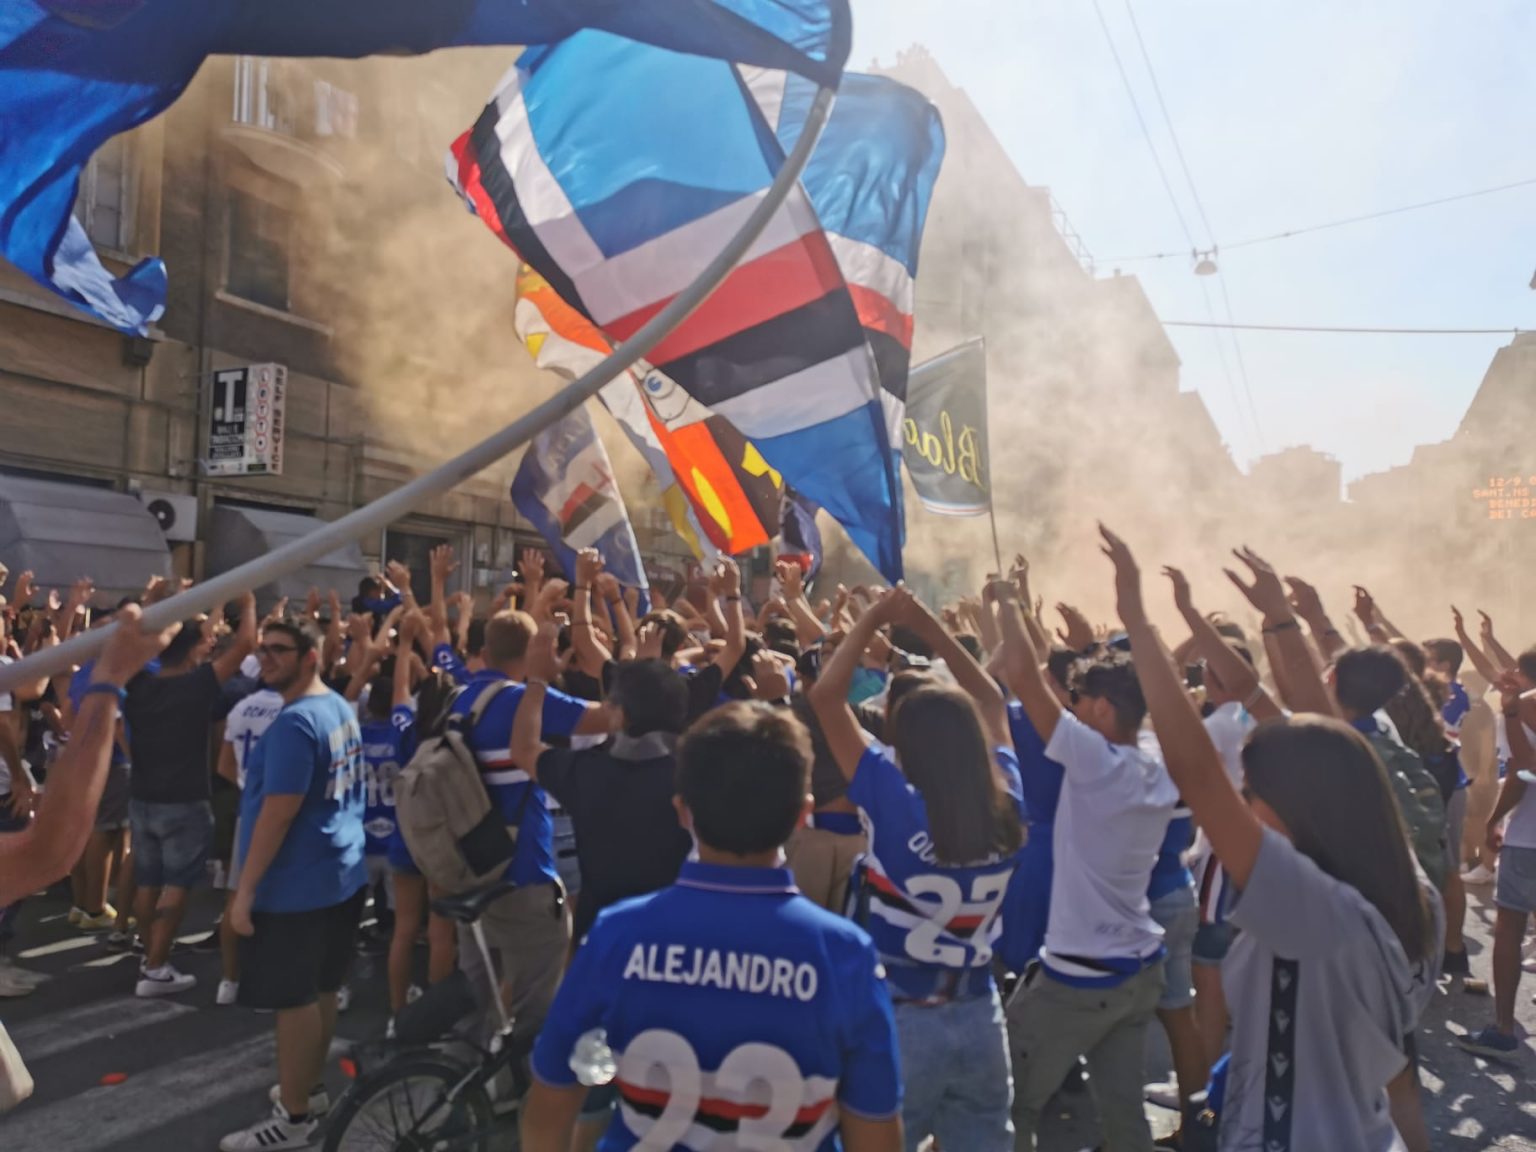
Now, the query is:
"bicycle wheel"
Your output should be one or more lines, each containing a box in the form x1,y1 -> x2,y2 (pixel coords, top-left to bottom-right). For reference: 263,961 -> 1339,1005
323,1053 -> 498,1152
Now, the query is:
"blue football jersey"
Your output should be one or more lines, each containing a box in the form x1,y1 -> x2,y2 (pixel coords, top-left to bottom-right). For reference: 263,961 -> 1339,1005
848,743 -> 1024,1001
532,862 -> 901,1151
359,704 -> 415,856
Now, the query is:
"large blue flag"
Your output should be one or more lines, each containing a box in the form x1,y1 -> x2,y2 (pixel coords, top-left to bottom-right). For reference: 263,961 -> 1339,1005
452,39 -> 942,581
0,0 -> 850,334
511,406 -> 651,611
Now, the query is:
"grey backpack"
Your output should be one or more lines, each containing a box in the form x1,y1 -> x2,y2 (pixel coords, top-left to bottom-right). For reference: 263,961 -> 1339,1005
395,681 -> 523,895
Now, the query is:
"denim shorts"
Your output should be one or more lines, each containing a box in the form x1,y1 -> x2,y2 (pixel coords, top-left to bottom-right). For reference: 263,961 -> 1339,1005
129,799 -> 212,890
1148,884 -> 1198,1009
1496,844 -> 1536,914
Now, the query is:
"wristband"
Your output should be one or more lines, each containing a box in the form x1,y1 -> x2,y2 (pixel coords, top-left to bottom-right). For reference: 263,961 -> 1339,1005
725,595 -> 741,602
573,585 -> 590,593
1243,685 -> 1266,713
81,682 -> 127,705
1262,619 -> 1300,635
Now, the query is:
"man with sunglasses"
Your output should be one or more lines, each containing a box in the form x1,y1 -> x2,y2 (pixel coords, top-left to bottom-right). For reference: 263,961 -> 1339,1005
222,615 -> 368,1152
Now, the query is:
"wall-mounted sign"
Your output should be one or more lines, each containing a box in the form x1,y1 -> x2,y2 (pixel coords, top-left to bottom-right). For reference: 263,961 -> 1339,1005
206,363 -> 286,476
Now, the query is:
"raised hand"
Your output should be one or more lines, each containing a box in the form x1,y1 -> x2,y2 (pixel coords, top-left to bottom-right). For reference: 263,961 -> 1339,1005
750,649 -> 792,699
1099,525 -> 1146,627
305,586 -> 322,617
346,613 -> 373,651
520,548 -> 546,591
13,570 -> 35,606
1285,576 -> 1324,621
1478,610 -> 1495,645
575,548 -> 603,589
1163,565 -> 1194,618
715,557 -> 742,599
1452,605 -> 1466,636
774,559 -> 804,600
1223,546 -> 1291,623
528,621 -> 562,684
429,544 -> 458,585
595,572 -> 622,605
1054,603 -> 1095,651
1351,585 -> 1376,626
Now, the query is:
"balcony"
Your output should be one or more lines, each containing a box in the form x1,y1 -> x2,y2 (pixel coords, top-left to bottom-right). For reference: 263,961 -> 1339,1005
222,57 -> 351,186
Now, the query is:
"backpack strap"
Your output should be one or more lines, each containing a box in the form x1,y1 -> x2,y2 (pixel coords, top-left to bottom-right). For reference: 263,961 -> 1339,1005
452,679 -> 518,732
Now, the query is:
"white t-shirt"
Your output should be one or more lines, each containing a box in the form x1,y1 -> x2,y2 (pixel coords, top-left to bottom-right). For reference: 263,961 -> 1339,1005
1190,702 -> 1259,923
1503,716 -> 1536,850
223,689 -> 284,788
1042,711 -> 1180,975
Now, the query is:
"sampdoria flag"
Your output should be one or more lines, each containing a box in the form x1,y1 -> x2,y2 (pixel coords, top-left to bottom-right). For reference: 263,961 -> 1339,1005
450,36 -> 941,580
511,405 -> 650,608
779,486 -> 824,580
0,0 -> 849,334
748,70 -> 946,440
514,263 -> 784,560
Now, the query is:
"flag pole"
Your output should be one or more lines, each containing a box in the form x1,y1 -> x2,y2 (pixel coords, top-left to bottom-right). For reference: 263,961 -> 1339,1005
0,85 -> 840,693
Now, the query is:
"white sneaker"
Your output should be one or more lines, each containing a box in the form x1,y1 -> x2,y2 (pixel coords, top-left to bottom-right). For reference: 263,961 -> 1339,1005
0,960 -> 45,999
335,985 -> 351,1013
1462,863 -> 1497,885
267,1083 -> 330,1117
1143,1079 -> 1181,1110
135,964 -> 196,998
1523,938 -> 1536,975
216,979 -> 240,1006
219,1104 -> 318,1151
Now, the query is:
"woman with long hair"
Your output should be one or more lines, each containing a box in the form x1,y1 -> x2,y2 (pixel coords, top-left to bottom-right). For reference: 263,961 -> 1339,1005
810,587 -> 1024,1152
1101,528 -> 1438,1152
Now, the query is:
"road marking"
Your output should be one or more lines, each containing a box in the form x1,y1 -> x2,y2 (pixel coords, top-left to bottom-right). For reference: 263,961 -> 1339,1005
0,1034 -> 276,1151
6,996 -> 197,1062
17,936 -> 99,960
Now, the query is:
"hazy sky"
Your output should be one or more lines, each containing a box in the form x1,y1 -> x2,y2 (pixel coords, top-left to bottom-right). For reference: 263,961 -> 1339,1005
853,1 -> 1536,481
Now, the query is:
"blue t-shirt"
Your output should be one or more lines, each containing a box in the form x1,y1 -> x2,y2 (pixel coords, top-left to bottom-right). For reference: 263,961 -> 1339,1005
531,861 -> 901,1151
997,702 -> 1064,974
450,670 -> 590,886
1146,813 -> 1195,901
360,703 -> 416,857
70,658 -> 158,766
237,690 -> 367,913
1443,681 -> 1472,790
848,742 -> 1024,1002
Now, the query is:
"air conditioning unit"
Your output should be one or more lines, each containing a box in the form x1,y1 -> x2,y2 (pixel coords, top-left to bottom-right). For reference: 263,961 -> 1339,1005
139,489 -> 199,543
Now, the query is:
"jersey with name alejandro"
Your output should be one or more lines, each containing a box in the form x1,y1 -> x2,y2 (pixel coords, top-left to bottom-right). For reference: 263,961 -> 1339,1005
359,703 -> 416,856
237,690 -> 367,913
449,670 -> 589,886
849,742 -> 1025,1001
532,861 -> 901,1151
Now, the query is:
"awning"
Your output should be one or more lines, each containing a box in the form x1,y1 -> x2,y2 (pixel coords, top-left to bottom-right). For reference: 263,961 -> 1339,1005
206,505 -> 370,611
0,475 -> 172,602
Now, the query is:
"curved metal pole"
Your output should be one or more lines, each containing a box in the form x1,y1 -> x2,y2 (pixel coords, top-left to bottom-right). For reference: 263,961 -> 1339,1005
0,85 -> 839,692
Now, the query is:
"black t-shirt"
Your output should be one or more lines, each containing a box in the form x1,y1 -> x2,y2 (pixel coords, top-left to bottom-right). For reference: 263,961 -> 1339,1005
600,659 -> 723,725
790,695 -> 847,808
536,735 -> 691,943
124,664 -> 223,804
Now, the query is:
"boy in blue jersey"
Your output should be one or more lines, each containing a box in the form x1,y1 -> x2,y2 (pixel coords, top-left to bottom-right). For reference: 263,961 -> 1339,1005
523,701 -> 903,1152
222,615 -> 368,1152
450,609 -> 612,1030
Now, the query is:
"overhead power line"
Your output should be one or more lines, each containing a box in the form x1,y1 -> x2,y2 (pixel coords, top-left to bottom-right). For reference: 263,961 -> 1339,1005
1104,175 -> 1536,263
1163,321 -> 1522,336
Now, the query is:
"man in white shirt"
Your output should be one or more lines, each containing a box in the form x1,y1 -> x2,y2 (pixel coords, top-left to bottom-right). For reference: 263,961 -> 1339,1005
213,684 -> 284,1006
994,590 -> 1177,1151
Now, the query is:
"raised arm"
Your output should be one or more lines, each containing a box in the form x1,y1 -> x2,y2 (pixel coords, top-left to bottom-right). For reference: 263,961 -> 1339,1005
1480,611 -> 1518,675
1488,676 -> 1534,855
1166,566 -> 1281,722
1227,547 -> 1337,718
777,560 -> 828,649
991,577 -> 1064,744
394,612 -> 420,709
1105,528 -> 1263,887
808,605 -> 891,780
510,623 -> 563,775
1351,586 -> 1395,643
596,572 -> 636,661
1453,606 -> 1504,685
706,558 -> 747,680
895,588 -> 1009,748
211,592 -> 257,683
1285,575 -> 1346,661
569,549 -> 614,677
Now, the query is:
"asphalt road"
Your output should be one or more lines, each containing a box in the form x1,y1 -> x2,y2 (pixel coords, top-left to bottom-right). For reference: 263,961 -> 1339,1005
0,879 -> 1532,1151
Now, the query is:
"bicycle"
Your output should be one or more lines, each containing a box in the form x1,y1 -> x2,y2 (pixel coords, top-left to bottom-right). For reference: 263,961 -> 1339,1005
323,881 -> 537,1152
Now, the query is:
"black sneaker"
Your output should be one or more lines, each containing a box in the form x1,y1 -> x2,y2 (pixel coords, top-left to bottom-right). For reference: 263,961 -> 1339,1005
188,929 -> 223,954
104,931 -> 142,953
1442,948 -> 1471,978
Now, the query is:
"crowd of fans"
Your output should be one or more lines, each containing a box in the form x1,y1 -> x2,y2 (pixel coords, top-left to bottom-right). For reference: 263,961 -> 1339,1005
0,531 -> 1532,1152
